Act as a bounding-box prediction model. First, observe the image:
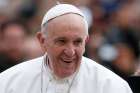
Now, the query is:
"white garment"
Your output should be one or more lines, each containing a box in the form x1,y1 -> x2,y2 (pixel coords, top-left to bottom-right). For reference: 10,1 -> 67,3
0,56 -> 133,93
41,4 -> 88,35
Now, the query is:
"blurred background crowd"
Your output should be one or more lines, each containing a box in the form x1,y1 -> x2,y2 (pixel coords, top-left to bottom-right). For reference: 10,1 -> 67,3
0,0 -> 139,84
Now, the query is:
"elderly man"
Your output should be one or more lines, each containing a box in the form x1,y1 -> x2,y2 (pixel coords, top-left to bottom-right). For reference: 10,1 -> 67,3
0,4 -> 132,93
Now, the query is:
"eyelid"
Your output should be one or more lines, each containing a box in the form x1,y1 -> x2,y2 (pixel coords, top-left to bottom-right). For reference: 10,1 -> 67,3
74,39 -> 83,45
76,38 -> 83,42
54,37 -> 83,46
59,38 -> 67,41
55,38 -> 66,45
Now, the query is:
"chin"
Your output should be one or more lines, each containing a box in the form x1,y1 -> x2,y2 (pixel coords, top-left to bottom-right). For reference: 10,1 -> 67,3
63,69 -> 76,77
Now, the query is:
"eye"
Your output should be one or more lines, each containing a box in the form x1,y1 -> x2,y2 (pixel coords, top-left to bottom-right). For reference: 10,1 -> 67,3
55,39 -> 66,45
74,39 -> 83,46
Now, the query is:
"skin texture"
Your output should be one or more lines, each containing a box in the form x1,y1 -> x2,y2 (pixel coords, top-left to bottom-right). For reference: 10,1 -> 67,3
37,13 -> 89,78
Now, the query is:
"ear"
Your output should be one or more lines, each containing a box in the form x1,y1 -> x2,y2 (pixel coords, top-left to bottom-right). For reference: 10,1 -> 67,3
36,32 -> 46,51
85,35 -> 89,43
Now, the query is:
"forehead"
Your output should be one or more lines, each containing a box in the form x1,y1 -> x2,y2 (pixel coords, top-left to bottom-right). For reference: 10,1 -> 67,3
47,13 -> 84,24
45,13 -> 87,36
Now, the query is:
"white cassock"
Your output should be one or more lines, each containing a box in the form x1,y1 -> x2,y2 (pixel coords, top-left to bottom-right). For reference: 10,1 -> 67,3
0,55 -> 133,93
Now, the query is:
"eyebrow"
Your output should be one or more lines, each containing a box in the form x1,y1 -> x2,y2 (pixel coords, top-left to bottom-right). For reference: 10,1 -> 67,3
54,37 -> 67,41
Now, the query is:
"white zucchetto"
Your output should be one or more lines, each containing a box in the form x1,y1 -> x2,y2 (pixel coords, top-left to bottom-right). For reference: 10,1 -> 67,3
41,4 -> 88,34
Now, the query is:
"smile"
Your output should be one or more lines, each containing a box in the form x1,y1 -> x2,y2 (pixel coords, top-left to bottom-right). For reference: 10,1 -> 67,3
61,58 -> 75,63
63,60 -> 73,63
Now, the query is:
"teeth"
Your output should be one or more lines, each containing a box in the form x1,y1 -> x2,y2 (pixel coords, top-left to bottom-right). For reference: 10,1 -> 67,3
63,60 -> 72,62
62,58 -> 71,61
61,57 -> 75,63
62,59 -> 73,63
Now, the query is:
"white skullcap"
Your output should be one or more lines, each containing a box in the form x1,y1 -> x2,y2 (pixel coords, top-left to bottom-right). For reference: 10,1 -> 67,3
41,4 -> 88,34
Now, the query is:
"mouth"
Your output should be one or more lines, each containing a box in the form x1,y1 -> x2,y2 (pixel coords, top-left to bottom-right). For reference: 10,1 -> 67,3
60,58 -> 75,69
61,58 -> 75,63
63,60 -> 73,63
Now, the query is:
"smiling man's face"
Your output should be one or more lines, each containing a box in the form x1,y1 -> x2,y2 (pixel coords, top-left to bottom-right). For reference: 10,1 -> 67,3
38,13 -> 88,78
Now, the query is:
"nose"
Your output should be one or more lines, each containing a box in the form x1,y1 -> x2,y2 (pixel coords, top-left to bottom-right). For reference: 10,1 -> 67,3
64,44 -> 76,57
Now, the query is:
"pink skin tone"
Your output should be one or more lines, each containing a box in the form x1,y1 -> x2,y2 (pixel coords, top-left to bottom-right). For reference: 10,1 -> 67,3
37,14 -> 89,78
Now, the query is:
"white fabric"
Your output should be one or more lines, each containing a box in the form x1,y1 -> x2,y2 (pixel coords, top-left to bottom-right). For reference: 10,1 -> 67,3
41,4 -> 88,34
41,4 -> 84,27
0,56 -> 133,93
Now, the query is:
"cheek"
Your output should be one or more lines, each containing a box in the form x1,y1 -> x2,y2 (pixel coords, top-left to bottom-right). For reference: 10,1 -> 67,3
80,45 -> 86,53
43,40 -> 54,52
46,46 -> 62,58
76,47 -> 85,57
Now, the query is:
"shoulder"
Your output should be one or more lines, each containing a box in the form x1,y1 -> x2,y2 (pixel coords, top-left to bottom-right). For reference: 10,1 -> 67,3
0,56 -> 44,92
0,56 -> 43,81
80,57 -> 132,92
81,56 -> 122,78
81,56 -> 131,87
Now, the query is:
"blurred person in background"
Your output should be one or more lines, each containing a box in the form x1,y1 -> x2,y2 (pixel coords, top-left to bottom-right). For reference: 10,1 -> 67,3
104,0 -> 140,80
102,43 -> 136,80
0,20 -> 29,72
